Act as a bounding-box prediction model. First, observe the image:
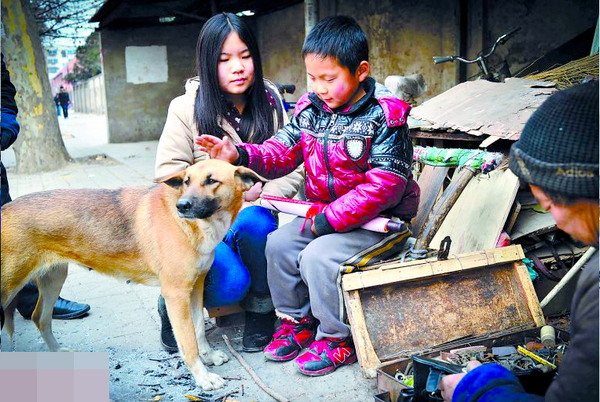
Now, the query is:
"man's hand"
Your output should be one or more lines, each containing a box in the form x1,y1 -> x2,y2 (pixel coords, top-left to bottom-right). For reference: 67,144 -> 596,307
439,361 -> 482,402
195,135 -> 239,163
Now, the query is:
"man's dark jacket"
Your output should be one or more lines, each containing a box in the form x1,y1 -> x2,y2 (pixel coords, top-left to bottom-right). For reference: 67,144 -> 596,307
1,53 -> 19,205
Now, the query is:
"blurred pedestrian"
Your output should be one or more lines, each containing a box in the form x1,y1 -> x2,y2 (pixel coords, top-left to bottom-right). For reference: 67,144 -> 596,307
58,86 -> 70,118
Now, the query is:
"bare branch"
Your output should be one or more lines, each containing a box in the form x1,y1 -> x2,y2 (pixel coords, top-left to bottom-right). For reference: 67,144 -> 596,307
30,0 -> 103,42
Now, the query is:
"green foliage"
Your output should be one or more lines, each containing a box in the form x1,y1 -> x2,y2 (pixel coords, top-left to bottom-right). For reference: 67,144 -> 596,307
63,31 -> 101,83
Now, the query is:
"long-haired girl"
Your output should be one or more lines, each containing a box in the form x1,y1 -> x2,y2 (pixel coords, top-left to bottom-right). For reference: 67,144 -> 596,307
155,12 -> 303,353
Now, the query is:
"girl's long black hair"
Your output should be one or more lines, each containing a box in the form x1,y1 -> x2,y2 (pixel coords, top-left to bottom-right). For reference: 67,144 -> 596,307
194,12 -> 274,144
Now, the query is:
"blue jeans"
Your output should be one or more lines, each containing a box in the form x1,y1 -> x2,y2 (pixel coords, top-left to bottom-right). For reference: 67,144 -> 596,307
203,206 -> 277,309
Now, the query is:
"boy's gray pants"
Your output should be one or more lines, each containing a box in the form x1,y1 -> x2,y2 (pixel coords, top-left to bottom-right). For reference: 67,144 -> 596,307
266,217 -> 387,340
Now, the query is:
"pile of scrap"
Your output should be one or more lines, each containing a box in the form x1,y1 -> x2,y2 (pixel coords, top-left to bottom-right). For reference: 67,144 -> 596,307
409,149 -> 591,316
340,145 -> 592,376
339,78 -> 593,386
404,77 -> 591,312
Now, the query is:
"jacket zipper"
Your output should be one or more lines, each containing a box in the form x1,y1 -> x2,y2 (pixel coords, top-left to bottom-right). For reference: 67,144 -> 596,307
324,113 -> 337,199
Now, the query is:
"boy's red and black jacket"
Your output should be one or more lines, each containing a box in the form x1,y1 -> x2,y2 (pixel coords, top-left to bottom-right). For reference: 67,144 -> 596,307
237,77 -> 420,235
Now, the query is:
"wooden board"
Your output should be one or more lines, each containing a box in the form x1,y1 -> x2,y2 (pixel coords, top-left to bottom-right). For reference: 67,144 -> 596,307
504,200 -> 521,234
411,165 -> 449,238
430,168 -> 519,254
342,245 -> 545,377
409,78 -> 557,140
207,304 -> 243,318
511,208 -> 557,240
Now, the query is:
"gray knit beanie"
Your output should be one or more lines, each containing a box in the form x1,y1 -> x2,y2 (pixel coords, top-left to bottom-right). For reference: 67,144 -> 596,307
509,80 -> 599,199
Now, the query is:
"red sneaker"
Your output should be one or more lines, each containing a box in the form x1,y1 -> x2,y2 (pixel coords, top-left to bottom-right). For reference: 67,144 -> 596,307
295,337 -> 357,376
263,315 -> 317,362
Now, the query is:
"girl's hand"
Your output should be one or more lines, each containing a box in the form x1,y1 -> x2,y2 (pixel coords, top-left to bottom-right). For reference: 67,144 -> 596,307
195,135 -> 239,163
243,182 -> 263,202
241,201 -> 254,210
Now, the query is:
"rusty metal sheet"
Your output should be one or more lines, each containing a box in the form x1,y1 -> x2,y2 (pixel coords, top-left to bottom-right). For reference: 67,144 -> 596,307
410,78 -> 557,141
360,263 -> 536,361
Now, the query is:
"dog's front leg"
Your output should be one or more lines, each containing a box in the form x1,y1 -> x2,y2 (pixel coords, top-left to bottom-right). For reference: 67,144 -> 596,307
163,291 -> 226,391
191,277 -> 228,366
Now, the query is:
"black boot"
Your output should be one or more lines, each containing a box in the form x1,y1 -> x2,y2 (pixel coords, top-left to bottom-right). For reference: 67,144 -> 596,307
157,295 -> 178,353
242,311 -> 276,352
16,282 -> 90,320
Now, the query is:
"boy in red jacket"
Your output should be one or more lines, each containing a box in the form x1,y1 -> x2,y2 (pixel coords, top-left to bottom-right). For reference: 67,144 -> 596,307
197,16 -> 419,376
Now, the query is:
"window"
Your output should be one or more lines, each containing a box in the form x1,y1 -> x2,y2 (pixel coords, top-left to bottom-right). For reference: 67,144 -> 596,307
61,50 -> 67,57
48,67 -> 59,73
48,50 -> 57,56
48,59 -> 58,65
67,50 -> 75,55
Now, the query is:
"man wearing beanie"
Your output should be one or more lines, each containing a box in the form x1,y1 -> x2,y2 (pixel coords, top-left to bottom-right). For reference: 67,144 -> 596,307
439,80 -> 599,402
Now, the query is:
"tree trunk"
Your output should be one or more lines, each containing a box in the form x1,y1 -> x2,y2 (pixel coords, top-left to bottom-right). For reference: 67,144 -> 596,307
2,0 -> 71,174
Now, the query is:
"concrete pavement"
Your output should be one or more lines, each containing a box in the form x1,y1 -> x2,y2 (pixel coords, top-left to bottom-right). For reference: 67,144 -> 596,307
0,113 -> 377,401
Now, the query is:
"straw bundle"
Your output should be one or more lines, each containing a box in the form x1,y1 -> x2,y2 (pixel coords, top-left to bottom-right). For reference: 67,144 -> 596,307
524,54 -> 599,89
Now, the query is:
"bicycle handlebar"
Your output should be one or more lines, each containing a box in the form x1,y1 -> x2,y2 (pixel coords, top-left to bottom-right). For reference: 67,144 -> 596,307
482,27 -> 521,59
433,56 -> 455,64
432,27 -> 520,65
434,55 -> 480,65
497,27 -> 521,45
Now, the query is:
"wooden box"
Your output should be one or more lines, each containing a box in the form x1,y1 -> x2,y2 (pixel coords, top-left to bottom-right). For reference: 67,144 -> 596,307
341,245 -> 545,379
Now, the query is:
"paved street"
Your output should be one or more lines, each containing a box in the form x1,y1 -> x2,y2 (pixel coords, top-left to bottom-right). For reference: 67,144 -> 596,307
0,113 -> 377,401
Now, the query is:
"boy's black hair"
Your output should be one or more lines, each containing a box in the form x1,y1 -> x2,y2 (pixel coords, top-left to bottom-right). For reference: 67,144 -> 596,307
194,12 -> 274,144
302,16 -> 368,74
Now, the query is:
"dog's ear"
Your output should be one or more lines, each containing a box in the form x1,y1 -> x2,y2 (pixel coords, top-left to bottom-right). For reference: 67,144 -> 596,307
155,169 -> 186,189
234,166 -> 267,190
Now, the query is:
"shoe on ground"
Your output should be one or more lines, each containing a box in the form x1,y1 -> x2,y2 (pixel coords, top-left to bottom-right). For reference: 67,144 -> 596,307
242,311 -> 276,353
263,315 -> 317,362
51,297 -> 91,319
157,295 -> 178,353
295,337 -> 357,376
16,284 -> 90,320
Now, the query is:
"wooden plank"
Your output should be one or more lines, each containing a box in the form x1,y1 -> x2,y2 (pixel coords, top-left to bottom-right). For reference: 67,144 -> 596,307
342,245 -> 525,292
207,304 -> 243,318
344,290 -> 380,378
504,200 -> 521,234
512,261 -> 546,327
412,165 -> 449,239
431,168 -> 519,254
410,130 -> 482,142
414,167 -> 476,251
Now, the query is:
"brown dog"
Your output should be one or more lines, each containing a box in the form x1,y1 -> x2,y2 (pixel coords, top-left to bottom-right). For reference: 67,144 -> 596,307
1,159 -> 264,391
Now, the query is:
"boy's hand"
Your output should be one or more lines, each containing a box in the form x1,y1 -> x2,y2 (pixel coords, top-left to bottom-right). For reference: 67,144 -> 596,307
195,135 -> 239,163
